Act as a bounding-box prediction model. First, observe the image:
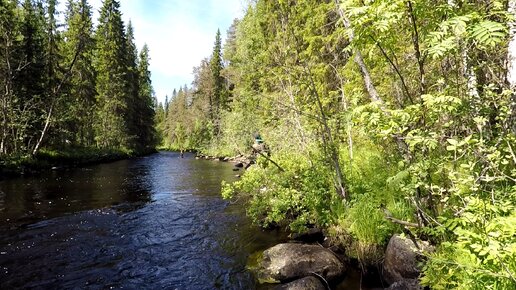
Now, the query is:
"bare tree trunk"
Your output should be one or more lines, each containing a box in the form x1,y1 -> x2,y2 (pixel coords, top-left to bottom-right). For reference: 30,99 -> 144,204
508,1 -> 516,87
336,0 -> 412,162
302,62 -> 348,200
508,0 -> 516,133
336,0 -> 385,107
32,101 -> 54,155
462,48 -> 481,114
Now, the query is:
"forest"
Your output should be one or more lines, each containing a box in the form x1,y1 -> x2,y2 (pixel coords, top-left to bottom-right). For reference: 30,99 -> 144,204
158,0 -> 516,289
0,0 -> 157,166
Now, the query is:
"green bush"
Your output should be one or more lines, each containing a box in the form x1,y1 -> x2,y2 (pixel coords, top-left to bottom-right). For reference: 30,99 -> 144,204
421,194 -> 516,290
222,138 -> 411,265
222,149 -> 335,232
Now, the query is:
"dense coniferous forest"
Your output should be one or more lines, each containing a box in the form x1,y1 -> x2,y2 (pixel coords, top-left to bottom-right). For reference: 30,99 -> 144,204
158,0 -> 516,288
0,0 -> 157,163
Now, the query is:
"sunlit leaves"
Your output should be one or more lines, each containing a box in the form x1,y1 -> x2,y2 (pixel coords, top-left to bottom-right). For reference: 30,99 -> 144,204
425,10 -> 508,59
469,20 -> 506,48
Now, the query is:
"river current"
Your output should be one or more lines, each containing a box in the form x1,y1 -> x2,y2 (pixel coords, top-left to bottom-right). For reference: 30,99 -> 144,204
0,152 -> 285,289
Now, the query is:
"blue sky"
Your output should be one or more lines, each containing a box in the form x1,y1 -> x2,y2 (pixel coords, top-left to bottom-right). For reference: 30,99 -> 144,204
86,0 -> 245,103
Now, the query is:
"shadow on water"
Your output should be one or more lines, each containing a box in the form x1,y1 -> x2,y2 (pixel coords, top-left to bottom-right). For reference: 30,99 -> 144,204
0,152 -> 287,289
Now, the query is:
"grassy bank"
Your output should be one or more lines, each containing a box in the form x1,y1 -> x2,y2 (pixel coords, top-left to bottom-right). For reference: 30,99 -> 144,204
0,147 -> 156,178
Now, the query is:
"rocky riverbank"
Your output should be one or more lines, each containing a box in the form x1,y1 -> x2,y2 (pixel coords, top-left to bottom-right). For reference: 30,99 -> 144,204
192,153 -> 434,289
251,231 -> 433,290
195,153 -> 255,176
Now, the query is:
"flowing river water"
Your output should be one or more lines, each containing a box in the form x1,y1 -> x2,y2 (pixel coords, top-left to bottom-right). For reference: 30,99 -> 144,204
0,152 -> 288,289
0,152 -> 385,290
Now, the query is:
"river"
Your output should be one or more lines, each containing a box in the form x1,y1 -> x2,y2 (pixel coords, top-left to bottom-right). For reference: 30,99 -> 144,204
0,152 -> 286,289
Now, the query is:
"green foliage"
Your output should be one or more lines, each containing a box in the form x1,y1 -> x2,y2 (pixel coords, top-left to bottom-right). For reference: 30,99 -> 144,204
222,149 -> 335,232
160,1 -> 516,288
422,196 -> 516,290
58,0 -> 96,147
0,0 -> 157,159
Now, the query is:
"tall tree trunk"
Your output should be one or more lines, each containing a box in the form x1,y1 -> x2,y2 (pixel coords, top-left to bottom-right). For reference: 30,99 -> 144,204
336,0 -> 385,106
508,0 -> 516,133
406,0 -> 425,95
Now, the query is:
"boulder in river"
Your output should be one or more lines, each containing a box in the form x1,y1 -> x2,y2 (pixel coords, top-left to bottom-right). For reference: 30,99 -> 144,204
274,276 -> 327,290
256,243 -> 346,283
383,235 -> 433,285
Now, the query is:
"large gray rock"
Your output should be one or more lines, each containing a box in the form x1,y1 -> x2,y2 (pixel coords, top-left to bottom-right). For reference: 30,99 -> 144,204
257,243 -> 346,283
275,276 -> 326,290
383,235 -> 432,285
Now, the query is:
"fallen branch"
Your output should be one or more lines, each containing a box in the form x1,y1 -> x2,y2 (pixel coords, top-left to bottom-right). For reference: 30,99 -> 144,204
254,149 -> 285,172
383,209 -> 421,228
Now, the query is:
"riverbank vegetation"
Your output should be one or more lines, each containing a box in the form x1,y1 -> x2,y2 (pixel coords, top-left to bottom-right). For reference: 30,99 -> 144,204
0,0 -> 158,171
159,0 -> 516,288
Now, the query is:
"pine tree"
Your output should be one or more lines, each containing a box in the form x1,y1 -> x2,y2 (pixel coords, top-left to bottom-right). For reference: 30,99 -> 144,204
93,0 -> 130,149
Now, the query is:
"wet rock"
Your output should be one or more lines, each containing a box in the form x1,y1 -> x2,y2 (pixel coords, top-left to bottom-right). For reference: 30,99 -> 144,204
274,276 -> 326,290
235,162 -> 244,168
223,157 -> 230,162
291,228 -> 325,244
383,235 -> 432,285
257,243 -> 345,283
244,161 -> 255,169
232,168 -> 240,171
386,279 -> 423,290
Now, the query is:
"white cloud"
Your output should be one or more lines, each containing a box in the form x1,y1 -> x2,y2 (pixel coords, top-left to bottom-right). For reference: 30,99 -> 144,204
117,0 -> 244,102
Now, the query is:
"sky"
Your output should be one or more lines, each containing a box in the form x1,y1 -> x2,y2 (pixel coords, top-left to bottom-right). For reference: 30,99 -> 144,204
83,0 -> 246,103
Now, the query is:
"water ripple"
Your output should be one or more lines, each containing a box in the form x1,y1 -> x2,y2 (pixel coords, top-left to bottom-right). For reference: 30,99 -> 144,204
0,152 -> 285,289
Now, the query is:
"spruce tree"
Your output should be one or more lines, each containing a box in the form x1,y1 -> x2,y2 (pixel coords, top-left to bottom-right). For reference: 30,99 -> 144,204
0,0 -> 23,155
136,44 -> 157,150
60,0 -> 96,147
16,0 -> 47,153
94,0 -> 130,149
124,21 -> 140,150
210,29 -> 225,115
33,0 -> 66,153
